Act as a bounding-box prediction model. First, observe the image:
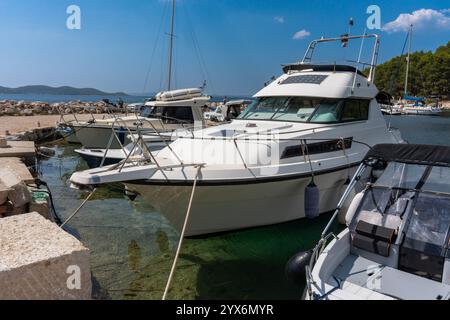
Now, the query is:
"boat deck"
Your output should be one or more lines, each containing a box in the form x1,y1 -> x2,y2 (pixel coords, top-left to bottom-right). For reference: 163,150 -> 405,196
332,254 -> 450,300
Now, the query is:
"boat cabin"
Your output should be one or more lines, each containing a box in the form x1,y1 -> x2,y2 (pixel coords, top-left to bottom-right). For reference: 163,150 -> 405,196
143,88 -> 210,125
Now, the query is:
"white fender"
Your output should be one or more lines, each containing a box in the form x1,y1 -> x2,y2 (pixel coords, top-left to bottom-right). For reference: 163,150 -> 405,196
343,192 -> 365,226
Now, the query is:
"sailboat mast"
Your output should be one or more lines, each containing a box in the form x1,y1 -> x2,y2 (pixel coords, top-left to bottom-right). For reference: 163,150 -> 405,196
167,0 -> 175,91
404,25 -> 413,97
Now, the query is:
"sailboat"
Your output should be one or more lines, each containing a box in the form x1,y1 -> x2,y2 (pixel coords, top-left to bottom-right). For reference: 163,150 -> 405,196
70,0 -> 211,150
400,25 -> 442,116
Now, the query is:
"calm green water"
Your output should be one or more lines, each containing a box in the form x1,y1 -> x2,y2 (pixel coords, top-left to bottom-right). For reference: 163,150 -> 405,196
39,112 -> 450,300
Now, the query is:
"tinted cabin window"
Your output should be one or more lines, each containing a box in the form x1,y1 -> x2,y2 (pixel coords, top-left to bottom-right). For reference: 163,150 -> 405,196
341,99 -> 370,122
239,96 -> 370,123
156,107 -> 194,123
281,138 -> 353,159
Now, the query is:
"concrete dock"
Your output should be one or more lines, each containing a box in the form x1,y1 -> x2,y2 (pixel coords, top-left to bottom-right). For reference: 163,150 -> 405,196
0,141 -> 35,159
0,157 -> 35,184
0,143 -> 92,299
0,213 -> 91,300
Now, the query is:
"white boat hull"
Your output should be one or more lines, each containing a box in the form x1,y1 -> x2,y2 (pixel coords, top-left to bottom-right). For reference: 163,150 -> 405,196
74,125 -> 133,149
125,166 -> 355,236
402,107 -> 442,116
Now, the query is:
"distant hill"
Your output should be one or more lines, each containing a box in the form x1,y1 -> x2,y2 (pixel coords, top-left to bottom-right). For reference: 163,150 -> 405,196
0,85 -> 128,96
365,41 -> 450,99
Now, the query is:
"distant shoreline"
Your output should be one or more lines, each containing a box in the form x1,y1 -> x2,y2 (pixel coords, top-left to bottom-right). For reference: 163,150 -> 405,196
0,93 -> 252,104
0,85 -> 129,96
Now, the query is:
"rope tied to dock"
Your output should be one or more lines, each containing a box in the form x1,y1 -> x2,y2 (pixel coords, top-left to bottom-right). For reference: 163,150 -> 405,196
162,165 -> 203,300
60,188 -> 97,229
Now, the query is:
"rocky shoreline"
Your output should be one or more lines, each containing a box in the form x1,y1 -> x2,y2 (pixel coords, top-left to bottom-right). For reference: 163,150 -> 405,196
0,100 -> 130,117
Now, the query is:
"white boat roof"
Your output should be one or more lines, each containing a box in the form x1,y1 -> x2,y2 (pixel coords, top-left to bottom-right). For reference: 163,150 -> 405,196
226,99 -> 253,106
145,95 -> 211,107
254,65 -> 378,99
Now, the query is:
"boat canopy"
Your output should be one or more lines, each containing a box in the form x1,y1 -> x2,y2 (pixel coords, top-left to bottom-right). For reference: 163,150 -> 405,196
403,95 -> 424,102
376,91 -> 393,105
365,144 -> 450,168
282,64 -> 366,77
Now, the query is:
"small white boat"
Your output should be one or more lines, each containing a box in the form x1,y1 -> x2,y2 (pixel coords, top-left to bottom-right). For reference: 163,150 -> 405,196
402,104 -> 442,116
70,34 -> 405,236
380,105 -> 402,116
204,100 -> 252,122
290,144 -> 450,300
75,130 -> 192,168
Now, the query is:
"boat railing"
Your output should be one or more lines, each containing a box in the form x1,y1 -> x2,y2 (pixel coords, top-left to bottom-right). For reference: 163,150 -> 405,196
305,232 -> 338,298
301,34 -> 380,83
101,125 -> 371,180
98,113 -> 186,171
304,161 -> 368,299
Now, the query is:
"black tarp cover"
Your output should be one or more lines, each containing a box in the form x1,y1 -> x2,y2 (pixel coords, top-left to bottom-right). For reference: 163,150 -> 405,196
365,144 -> 450,168
282,64 -> 366,77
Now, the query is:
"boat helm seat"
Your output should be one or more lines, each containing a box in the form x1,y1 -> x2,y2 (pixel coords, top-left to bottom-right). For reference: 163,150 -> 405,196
352,220 -> 397,257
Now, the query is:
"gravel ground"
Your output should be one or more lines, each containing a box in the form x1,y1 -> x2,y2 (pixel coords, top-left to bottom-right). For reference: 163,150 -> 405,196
0,114 -> 109,135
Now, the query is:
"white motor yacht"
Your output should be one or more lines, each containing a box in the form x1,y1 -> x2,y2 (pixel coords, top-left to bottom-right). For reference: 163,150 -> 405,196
70,34 -> 404,236
296,144 -> 450,300
70,88 -> 210,149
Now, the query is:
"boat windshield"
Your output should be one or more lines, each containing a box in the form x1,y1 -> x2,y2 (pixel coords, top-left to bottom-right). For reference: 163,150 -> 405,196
374,162 -> 450,194
350,162 -> 450,245
238,96 -> 369,123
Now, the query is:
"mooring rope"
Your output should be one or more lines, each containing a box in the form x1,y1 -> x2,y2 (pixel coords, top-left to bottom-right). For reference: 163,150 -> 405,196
162,165 -> 203,300
60,188 -> 97,229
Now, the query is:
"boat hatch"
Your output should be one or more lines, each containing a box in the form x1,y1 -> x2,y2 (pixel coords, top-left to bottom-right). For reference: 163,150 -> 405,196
280,74 -> 329,85
209,129 -> 247,138
350,161 -> 450,281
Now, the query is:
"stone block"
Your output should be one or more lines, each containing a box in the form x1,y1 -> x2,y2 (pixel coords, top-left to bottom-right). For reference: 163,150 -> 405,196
0,213 -> 91,300
0,168 -> 32,208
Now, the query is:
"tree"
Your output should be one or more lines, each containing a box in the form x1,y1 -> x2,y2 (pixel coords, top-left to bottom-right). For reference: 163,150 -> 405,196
367,41 -> 450,99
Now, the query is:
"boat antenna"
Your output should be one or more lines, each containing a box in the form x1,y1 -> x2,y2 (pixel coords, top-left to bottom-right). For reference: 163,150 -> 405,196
351,28 -> 367,93
404,24 -> 413,99
167,0 -> 175,91
348,18 -> 354,36
341,18 -> 354,48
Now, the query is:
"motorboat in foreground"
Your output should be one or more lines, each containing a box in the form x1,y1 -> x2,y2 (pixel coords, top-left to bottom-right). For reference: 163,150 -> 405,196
70,34 -> 404,236
292,144 -> 450,300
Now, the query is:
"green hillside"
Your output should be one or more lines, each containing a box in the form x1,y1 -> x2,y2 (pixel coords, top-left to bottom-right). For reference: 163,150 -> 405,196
372,41 -> 450,99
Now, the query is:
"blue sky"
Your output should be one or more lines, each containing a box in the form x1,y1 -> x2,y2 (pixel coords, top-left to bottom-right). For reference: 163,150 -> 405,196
0,0 -> 448,96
